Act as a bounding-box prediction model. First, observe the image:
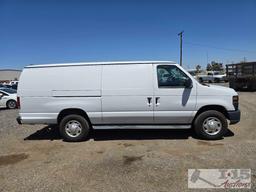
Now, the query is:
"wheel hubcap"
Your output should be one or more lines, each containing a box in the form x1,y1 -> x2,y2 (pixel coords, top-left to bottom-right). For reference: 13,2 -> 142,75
8,101 -> 16,108
203,117 -> 222,136
65,120 -> 82,137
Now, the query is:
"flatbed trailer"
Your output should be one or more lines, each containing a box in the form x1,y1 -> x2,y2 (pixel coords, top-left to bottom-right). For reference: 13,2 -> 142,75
226,62 -> 256,91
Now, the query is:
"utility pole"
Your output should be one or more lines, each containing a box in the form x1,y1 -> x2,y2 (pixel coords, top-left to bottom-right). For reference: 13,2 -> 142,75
206,51 -> 209,65
178,31 -> 184,66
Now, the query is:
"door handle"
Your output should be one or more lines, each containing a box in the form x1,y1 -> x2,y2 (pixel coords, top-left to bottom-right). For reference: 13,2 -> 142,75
155,97 -> 160,106
147,97 -> 152,106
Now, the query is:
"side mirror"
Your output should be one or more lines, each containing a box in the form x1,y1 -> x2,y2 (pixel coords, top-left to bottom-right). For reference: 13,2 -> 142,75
0,93 -> 3,99
184,78 -> 193,88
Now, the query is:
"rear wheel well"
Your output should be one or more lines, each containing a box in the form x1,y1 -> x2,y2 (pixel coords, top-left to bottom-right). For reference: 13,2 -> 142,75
193,105 -> 229,124
57,108 -> 92,128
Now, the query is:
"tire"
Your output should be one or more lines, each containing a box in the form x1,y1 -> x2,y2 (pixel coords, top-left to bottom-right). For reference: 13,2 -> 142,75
6,100 -> 17,109
214,78 -> 220,83
59,114 -> 90,142
194,110 -> 228,140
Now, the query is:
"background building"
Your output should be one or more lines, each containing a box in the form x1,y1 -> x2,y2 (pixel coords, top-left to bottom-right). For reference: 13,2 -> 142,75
0,69 -> 21,83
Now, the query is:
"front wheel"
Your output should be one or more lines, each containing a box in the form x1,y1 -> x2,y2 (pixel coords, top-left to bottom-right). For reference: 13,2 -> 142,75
194,110 -> 228,140
7,100 -> 17,109
59,114 -> 90,142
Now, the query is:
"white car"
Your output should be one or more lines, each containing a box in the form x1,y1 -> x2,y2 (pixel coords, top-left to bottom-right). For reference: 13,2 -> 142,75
17,61 -> 240,141
198,71 -> 227,83
0,88 -> 18,109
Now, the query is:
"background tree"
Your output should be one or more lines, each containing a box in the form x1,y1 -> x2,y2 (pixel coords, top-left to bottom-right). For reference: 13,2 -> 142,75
206,63 -> 212,71
196,64 -> 201,74
207,61 -> 224,71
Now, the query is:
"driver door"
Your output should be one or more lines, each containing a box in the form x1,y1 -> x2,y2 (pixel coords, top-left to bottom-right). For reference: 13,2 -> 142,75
153,64 -> 197,124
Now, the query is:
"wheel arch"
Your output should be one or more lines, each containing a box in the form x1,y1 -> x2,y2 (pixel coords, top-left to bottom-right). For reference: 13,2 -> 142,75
193,105 -> 229,124
57,108 -> 92,127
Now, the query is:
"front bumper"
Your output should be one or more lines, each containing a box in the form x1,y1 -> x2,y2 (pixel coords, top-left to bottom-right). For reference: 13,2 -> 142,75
16,116 -> 22,125
228,110 -> 241,125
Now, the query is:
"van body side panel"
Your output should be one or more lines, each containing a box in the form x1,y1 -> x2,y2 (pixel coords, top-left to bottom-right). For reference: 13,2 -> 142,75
101,64 -> 154,124
18,65 -> 102,124
19,97 -> 102,124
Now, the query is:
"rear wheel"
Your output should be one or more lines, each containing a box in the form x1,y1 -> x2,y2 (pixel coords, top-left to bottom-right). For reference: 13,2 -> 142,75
6,100 -> 17,109
59,114 -> 90,142
194,110 -> 228,140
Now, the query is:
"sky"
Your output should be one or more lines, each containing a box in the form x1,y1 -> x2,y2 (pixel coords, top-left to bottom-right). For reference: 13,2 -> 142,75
0,0 -> 256,69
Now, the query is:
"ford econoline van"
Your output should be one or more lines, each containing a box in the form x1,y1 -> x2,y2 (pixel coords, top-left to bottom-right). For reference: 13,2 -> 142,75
17,61 -> 240,141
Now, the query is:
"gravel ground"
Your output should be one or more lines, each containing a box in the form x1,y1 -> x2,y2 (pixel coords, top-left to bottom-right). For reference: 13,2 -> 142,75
0,88 -> 256,191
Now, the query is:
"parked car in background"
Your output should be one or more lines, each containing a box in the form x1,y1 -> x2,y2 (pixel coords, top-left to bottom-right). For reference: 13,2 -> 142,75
198,71 -> 227,83
0,84 -> 18,90
0,88 -> 18,109
12,84 -> 18,90
9,81 -> 19,85
17,61 -> 240,141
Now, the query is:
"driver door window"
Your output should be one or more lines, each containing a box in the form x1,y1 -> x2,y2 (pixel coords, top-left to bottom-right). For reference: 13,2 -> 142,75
157,65 -> 190,87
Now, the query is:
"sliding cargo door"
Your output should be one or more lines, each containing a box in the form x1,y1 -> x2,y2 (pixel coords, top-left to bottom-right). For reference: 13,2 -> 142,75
101,64 -> 154,124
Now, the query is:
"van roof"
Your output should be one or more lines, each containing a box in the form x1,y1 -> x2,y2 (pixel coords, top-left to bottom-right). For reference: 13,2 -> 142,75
25,61 -> 176,68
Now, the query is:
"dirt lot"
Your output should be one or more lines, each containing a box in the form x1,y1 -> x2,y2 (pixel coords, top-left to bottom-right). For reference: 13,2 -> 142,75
0,88 -> 256,191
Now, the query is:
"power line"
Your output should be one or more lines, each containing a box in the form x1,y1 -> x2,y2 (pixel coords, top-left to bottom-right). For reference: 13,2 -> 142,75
184,41 -> 256,53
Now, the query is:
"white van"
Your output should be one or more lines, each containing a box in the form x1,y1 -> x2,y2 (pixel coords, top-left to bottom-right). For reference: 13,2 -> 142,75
17,61 -> 240,141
